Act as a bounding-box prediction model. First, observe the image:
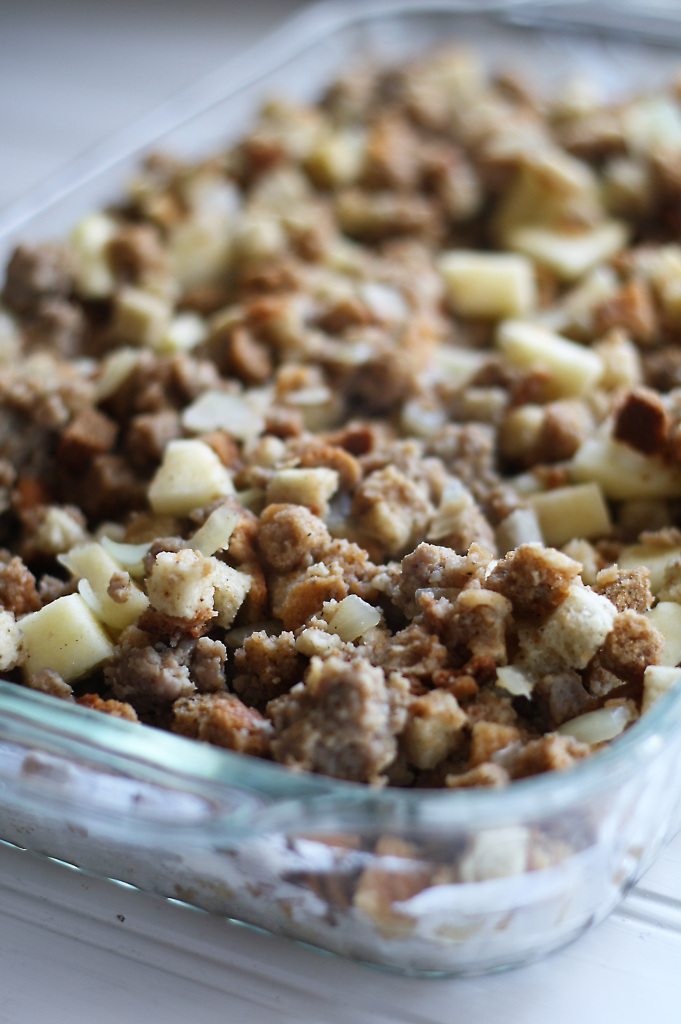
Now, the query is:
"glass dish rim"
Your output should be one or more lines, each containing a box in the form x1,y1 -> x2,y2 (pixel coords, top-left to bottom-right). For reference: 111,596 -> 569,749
1,0 -> 681,835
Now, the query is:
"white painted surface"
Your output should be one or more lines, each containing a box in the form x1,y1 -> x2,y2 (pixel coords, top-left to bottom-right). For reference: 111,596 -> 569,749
1,1 -> 681,1020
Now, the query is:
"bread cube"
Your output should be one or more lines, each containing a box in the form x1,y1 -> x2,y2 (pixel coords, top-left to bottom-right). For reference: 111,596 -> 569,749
212,562 -> 252,627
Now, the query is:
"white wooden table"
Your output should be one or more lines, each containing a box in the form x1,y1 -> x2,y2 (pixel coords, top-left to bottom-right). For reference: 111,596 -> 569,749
1,1 -> 680,1020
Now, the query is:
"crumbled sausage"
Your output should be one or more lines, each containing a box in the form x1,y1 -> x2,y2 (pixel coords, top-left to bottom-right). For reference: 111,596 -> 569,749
3,244 -> 72,316
172,692 -> 272,755
268,655 -> 407,783
257,503 -> 330,572
352,466 -> 433,558
613,387 -> 669,456
233,629 -> 304,708
104,626 -> 197,715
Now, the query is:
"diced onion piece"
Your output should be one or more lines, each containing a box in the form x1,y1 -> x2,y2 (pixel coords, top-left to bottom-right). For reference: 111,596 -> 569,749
571,435 -> 681,500
100,536 -> 152,578
646,602 -> 681,666
529,482 -> 611,548
557,704 -> 633,744
95,348 -> 142,402
266,467 -> 339,511
189,505 -> 240,557
20,594 -> 115,683
359,282 -> 408,324
497,320 -> 604,398
642,665 -> 681,714
158,312 -> 207,354
148,439 -> 235,517
496,665 -> 534,699
325,595 -> 381,641
439,251 -> 536,318
507,220 -> 629,281
0,610 -> 22,671
181,389 -> 265,441
224,621 -> 279,649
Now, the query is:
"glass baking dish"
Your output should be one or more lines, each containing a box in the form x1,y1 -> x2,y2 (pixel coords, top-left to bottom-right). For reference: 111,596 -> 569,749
3,0 -> 681,976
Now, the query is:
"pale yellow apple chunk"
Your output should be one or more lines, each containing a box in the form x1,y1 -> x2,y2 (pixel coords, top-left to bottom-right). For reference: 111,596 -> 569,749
528,482 -> 611,548
439,251 -> 536,318
570,436 -> 681,500
619,544 -> 681,593
20,593 -> 115,683
646,602 -> 681,666
497,320 -> 603,398
60,542 -> 148,631
148,439 -> 235,517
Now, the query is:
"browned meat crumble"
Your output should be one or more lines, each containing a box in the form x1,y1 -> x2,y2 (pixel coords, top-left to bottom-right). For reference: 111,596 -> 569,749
3,48 -> 681,792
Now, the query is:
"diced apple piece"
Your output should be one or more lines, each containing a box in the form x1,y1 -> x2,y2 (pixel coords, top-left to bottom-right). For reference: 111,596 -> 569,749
642,665 -> 681,714
497,320 -> 603,398
59,542 -> 148,631
306,128 -> 366,187
266,467 -> 339,513
20,593 -> 114,683
189,505 -> 240,557
148,439 -> 235,517
507,220 -> 629,281
181,390 -> 265,441
439,251 -> 536,318
111,286 -> 171,347
619,544 -> 681,594
424,346 -> 487,388
168,218 -> 232,289
529,482 -> 611,548
646,602 -> 681,666
570,435 -> 681,500
496,508 -> 543,554
70,212 -> 117,299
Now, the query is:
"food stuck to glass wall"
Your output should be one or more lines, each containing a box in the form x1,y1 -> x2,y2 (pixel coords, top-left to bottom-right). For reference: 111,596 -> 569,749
2,46 -> 681,791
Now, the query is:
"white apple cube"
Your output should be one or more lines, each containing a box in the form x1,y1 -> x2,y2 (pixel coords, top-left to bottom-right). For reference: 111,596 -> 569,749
20,593 -> 114,683
507,220 -> 629,281
570,435 -> 681,501
497,320 -> 603,398
529,482 -> 611,548
60,542 -> 148,631
439,251 -> 536,318
148,439 -> 235,517
646,602 -> 681,666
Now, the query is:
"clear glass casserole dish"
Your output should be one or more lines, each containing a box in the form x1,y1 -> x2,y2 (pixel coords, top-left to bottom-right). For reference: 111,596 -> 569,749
2,0 -> 681,976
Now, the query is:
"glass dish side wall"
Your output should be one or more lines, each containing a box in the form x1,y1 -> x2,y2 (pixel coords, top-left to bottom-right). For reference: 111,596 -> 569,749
2,1 -> 681,975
